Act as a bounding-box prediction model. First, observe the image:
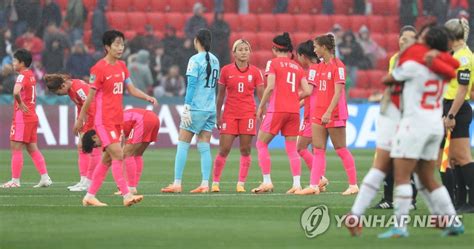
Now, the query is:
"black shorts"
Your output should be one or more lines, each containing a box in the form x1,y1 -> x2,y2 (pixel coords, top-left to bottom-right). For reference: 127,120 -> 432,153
440,99 -> 472,148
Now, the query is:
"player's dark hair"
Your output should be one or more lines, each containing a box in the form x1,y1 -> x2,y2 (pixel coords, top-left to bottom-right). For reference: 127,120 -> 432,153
416,22 -> 436,40
425,26 -> 450,52
45,74 -> 69,92
82,130 -> 97,154
273,32 -> 294,58
315,33 -> 336,56
195,29 -> 212,86
399,25 -> 416,37
13,49 -> 32,68
297,40 -> 320,63
102,30 -> 125,47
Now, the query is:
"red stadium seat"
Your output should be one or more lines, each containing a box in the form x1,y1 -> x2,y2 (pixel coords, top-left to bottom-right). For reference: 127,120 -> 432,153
356,70 -> 370,88
132,0 -> 151,11
288,0 -> 320,14
146,13 -> 165,31
293,32 -> 312,48
253,51 -> 273,69
276,14 -> 296,33
387,0 -> 400,15
238,32 -> 258,50
334,0 -> 353,15
223,0 -> 238,13
330,15 -> 351,31
349,15 -> 368,32
84,12 -> 93,31
257,32 -> 276,51
371,33 -> 386,49
371,0 -> 391,15
239,14 -> 258,32
83,30 -> 92,47
349,88 -> 371,99
376,56 -> 391,71
165,13 -> 186,31
223,13 -> 241,32
203,13 -> 214,25
367,15 -> 385,34
313,15 -> 333,33
124,30 -> 137,40
249,0 -> 274,14
168,0 -> 190,12
127,12 -> 148,33
150,0 -> 170,12
107,12 -> 128,30
111,0 -> 131,11
385,33 -> 399,52
386,16 -> 400,33
83,0 -> 97,11
258,14 -> 277,32
295,15 -> 314,33
367,70 -> 386,89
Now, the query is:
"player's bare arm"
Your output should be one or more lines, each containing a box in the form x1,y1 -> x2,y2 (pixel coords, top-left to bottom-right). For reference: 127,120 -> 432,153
257,74 -> 275,121
299,78 -> 313,99
13,84 -> 28,113
322,83 -> 343,124
215,84 -> 226,130
74,88 -> 96,134
126,83 -> 158,106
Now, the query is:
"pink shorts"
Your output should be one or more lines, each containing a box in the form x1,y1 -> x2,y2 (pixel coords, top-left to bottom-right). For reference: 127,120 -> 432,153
95,124 -> 123,148
261,112 -> 299,136
10,122 -> 38,143
299,119 -> 312,138
220,117 -> 257,135
312,117 -> 346,128
125,114 -> 160,144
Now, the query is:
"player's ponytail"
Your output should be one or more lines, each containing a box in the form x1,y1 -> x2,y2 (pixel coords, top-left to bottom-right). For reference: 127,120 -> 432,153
314,33 -> 336,56
273,32 -> 294,59
196,29 -> 213,86
45,73 -> 70,92
445,18 -> 470,42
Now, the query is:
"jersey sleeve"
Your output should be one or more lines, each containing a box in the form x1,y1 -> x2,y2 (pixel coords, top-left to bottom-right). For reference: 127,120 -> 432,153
264,60 -> 275,76
15,74 -> 25,86
186,56 -> 199,78
455,54 -> 471,86
430,57 -> 457,80
333,65 -> 346,85
218,66 -> 227,85
89,66 -> 104,90
307,67 -> 317,86
255,68 -> 264,86
392,61 -> 418,82
121,61 -> 132,86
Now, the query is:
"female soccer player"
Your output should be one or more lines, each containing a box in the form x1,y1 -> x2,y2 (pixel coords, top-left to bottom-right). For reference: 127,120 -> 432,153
251,32 -> 312,194
45,74 -> 101,192
1,49 -> 52,188
74,30 -> 157,207
295,40 -> 329,192
82,108 -> 160,195
212,39 -> 264,193
296,34 -> 358,195
161,29 -> 220,194
441,18 -> 474,213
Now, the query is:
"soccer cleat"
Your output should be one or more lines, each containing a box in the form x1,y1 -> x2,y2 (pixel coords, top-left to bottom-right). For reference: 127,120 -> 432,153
114,188 -> 138,195
441,224 -> 464,236
372,199 -> 393,209
67,181 -> 82,190
69,185 -> 88,192
190,186 -> 209,193
33,177 -> 52,188
0,181 -> 20,188
295,186 -> 320,195
236,184 -> 246,193
344,213 -> 362,237
319,176 -> 329,192
378,228 -> 409,239
160,184 -> 182,193
251,183 -> 274,194
211,183 -> 220,192
123,195 -> 144,207
114,190 -> 122,195
342,184 -> 359,196
286,186 -> 302,194
82,197 -> 108,207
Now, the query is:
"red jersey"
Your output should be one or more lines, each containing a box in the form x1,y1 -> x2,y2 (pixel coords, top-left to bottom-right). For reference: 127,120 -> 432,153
219,63 -> 264,119
308,58 -> 348,120
68,79 -> 96,130
90,59 -> 130,126
123,108 -> 148,135
13,69 -> 38,123
264,57 -> 306,113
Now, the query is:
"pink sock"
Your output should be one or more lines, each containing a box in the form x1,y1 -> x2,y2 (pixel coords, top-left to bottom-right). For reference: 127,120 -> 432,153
124,156 -> 137,187
29,150 -> 47,175
78,151 -> 89,177
239,155 -> 251,182
310,148 -> 326,186
135,156 -> 144,186
11,150 -> 23,179
87,148 -> 101,180
213,154 -> 227,182
285,141 -> 301,176
256,140 -> 271,175
87,163 -> 109,195
111,159 -> 130,196
336,147 -> 357,185
298,149 -> 313,170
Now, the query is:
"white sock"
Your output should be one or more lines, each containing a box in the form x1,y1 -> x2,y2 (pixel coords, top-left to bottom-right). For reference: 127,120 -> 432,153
430,186 -> 456,216
12,178 -> 20,184
212,181 -> 219,186
83,178 -> 91,187
293,175 -> 301,188
123,193 -> 133,199
173,179 -> 182,186
129,186 -> 137,192
351,168 -> 386,216
413,174 -> 437,214
394,184 -> 412,232
263,174 -> 272,184
237,181 -> 245,186
40,174 -> 49,180
84,193 -> 95,199
201,180 -> 209,187
80,176 -> 87,184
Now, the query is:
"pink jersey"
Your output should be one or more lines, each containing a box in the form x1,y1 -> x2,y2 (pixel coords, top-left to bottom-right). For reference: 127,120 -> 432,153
308,58 -> 348,120
264,57 -> 306,113
89,59 -> 130,126
219,63 -> 264,119
123,108 -> 148,135
13,69 -> 38,123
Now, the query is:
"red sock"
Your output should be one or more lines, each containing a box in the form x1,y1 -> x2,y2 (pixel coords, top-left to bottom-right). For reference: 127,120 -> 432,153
29,150 -> 47,175
285,141 -> 301,176
310,148 -> 326,186
111,159 -> 130,196
78,151 -> 89,177
238,155 -> 251,182
87,148 -> 101,180
134,156 -> 144,186
336,147 -> 357,185
213,154 -> 227,182
298,149 -> 313,170
87,163 -> 109,195
256,140 -> 271,175
124,156 -> 137,187
11,150 -> 23,179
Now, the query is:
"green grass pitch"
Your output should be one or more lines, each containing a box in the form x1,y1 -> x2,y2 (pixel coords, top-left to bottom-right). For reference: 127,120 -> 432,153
0,149 -> 473,249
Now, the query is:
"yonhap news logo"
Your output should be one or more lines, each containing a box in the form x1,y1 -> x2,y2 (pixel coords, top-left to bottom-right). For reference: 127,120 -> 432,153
300,205 -> 331,238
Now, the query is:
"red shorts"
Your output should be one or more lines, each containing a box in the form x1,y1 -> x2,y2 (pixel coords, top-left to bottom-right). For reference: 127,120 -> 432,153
10,122 -> 38,143
311,117 -> 346,128
299,119 -> 312,138
125,113 -> 160,144
220,117 -> 256,135
95,124 -> 123,148
261,112 -> 299,136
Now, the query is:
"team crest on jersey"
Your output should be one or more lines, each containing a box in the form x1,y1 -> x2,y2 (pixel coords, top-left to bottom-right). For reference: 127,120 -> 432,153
338,68 -> 345,80
16,74 -> 24,83
222,123 -> 227,130
110,131 -> 117,139
89,74 -> 96,84
77,89 -> 87,101
308,70 -> 316,81
248,75 -> 252,82
328,72 -> 332,79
